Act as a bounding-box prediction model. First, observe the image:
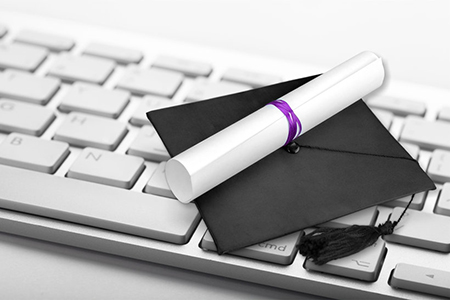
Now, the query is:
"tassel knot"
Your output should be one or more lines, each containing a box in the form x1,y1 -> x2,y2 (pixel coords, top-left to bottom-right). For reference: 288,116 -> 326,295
376,220 -> 396,235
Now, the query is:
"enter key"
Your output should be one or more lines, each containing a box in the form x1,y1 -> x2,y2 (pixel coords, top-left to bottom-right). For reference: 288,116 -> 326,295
384,207 -> 450,252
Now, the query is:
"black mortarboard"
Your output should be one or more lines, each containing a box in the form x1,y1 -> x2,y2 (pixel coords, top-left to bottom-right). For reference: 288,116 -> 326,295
147,75 -> 435,256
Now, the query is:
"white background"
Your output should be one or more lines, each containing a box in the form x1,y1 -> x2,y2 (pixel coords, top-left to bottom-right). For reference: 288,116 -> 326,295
1,0 -> 449,89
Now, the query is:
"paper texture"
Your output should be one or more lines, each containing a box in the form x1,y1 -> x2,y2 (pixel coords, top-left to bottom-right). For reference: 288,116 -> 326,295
166,51 -> 385,203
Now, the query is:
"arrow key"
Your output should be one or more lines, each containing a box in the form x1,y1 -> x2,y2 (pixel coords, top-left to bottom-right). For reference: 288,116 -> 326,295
389,263 -> 450,298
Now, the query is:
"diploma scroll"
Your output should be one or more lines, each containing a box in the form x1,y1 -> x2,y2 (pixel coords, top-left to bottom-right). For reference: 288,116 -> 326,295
166,51 -> 385,203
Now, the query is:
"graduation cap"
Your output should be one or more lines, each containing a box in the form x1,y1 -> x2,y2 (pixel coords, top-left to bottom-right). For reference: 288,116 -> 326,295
147,52 -> 435,264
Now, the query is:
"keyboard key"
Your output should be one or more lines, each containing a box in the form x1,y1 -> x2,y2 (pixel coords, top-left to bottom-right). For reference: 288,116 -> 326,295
144,162 -> 175,198
0,69 -> 60,105
400,116 -> 450,151
384,207 -> 450,252
435,183 -> 450,216
382,192 -> 426,210
371,109 -> 393,129
438,106 -> 450,122
0,164 -> 201,244
427,149 -> 450,183
201,230 -> 302,265
14,29 -> 74,52
83,42 -> 143,64
0,99 -> 55,136
0,24 -> 7,38
304,239 -> 386,282
127,125 -> 170,161
53,112 -> 127,150
222,68 -> 281,88
129,95 -> 174,127
367,96 -> 426,116
185,78 -> 251,102
318,206 -> 378,228
389,263 -> 450,298
59,82 -> 130,118
68,147 -> 144,189
0,43 -> 48,72
152,55 -> 212,77
48,54 -> 115,84
117,66 -> 183,97
0,133 -> 69,173
400,142 -> 420,160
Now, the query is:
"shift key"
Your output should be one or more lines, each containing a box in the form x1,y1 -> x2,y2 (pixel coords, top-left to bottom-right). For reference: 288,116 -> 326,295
400,116 -> 450,151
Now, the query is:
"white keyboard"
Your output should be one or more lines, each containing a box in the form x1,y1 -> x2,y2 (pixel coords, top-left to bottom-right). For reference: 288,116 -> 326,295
1,11 -> 450,300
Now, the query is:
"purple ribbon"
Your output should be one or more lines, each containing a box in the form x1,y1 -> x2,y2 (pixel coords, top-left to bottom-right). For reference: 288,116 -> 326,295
267,99 -> 302,146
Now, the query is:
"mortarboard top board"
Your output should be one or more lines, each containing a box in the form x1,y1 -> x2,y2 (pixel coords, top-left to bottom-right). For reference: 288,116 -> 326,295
147,75 -> 435,254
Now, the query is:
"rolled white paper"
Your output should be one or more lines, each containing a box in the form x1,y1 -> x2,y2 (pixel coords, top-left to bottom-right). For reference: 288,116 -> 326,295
166,51 -> 385,203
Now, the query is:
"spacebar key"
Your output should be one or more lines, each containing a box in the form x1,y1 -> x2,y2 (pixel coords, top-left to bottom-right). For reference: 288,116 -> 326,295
0,165 -> 200,244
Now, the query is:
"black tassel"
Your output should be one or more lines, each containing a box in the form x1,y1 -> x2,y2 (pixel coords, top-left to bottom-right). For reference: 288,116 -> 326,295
299,221 -> 395,265
299,194 -> 414,265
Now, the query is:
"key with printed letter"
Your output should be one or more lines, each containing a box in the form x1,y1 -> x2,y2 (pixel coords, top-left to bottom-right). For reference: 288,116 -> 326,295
67,147 -> 145,189
59,82 -> 130,118
435,183 -> 450,217
201,230 -> 302,265
317,206 -> 378,228
367,97 -> 426,116
53,112 -> 128,150
152,55 -> 212,77
427,149 -> 450,183
127,126 -> 170,161
117,66 -> 184,97
48,54 -> 115,84
0,99 -> 55,136
0,133 -> 69,173
0,43 -> 48,72
400,116 -> 450,151
0,69 -> 60,105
